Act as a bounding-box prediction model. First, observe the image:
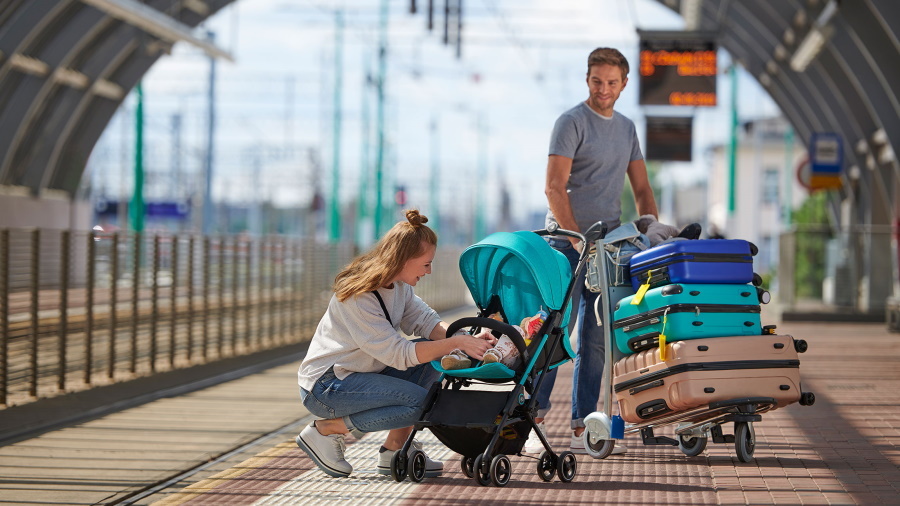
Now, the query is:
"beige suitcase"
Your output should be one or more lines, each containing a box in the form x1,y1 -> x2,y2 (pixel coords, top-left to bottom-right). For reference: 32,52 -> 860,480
613,334 -> 805,423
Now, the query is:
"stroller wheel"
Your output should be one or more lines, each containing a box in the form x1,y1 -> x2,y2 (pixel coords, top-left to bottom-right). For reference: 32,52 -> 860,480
473,454 -> 492,486
460,456 -> 475,478
390,451 -> 408,482
409,450 -> 427,482
536,450 -> 556,482
556,451 -> 577,482
489,455 -> 512,487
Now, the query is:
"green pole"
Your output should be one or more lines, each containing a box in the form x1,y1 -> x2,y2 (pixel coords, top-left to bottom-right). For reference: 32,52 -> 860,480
356,56 -> 371,248
474,113 -> 486,241
783,125 -> 795,226
727,64 -> 738,216
429,115 -> 440,235
130,82 -> 145,233
374,0 -> 388,239
329,9 -> 344,242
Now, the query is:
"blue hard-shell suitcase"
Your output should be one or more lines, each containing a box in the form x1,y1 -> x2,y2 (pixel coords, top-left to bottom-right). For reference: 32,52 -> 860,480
629,239 -> 757,291
613,283 -> 763,355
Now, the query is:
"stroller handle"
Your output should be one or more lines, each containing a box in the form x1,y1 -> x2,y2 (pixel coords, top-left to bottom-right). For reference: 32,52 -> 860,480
446,317 -> 528,358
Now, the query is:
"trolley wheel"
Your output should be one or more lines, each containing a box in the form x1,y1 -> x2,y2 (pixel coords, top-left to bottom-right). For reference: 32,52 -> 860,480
390,451 -> 408,482
734,421 -> 756,463
473,454 -> 491,486
489,454 -> 512,487
583,431 -> 616,460
460,456 -> 475,478
678,434 -> 708,457
556,451 -> 577,482
536,450 -> 556,482
409,449 -> 427,482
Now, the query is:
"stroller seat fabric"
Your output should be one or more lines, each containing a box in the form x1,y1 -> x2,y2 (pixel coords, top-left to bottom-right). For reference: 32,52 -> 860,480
442,231 -> 575,381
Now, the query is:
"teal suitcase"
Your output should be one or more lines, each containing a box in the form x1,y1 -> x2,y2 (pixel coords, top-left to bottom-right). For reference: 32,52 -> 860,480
612,283 -> 762,355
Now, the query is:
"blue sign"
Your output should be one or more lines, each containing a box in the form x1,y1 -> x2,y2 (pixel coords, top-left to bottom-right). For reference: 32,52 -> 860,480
810,133 -> 843,175
94,200 -> 190,219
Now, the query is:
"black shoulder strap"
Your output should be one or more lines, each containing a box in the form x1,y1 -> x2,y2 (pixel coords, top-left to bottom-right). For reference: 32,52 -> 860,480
372,290 -> 392,325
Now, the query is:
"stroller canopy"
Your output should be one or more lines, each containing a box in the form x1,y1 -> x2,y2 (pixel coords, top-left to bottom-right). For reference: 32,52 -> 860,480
459,231 -> 572,336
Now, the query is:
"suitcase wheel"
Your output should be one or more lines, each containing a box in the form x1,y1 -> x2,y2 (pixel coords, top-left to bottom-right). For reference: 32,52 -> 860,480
752,272 -> 763,286
793,339 -> 808,353
800,392 -> 816,406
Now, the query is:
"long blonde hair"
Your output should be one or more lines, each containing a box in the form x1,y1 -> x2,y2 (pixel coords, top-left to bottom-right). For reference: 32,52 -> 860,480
333,209 -> 438,302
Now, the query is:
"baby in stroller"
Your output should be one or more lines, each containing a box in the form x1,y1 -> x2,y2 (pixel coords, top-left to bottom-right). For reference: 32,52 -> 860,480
440,310 -> 548,370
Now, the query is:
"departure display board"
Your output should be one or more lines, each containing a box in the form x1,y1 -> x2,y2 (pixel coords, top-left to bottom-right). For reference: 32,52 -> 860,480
638,32 -> 717,107
645,116 -> 693,162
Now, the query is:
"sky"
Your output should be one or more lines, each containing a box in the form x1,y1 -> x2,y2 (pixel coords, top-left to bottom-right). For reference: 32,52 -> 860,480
85,0 -> 782,235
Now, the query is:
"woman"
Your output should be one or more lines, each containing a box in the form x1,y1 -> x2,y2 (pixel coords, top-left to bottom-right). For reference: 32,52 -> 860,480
296,209 -> 497,478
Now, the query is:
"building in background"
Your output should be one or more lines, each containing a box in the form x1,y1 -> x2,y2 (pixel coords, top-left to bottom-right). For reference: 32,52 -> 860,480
705,116 -> 807,276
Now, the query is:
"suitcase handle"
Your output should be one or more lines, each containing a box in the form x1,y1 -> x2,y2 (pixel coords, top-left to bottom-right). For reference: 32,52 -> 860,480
623,316 -> 660,332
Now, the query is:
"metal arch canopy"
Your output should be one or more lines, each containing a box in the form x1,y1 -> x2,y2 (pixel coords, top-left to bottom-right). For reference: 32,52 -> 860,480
0,0 -> 235,196
654,0 -> 900,228
1,1 -> 898,216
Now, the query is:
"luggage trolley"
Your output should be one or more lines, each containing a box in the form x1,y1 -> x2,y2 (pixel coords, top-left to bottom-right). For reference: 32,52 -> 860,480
580,231 -> 816,463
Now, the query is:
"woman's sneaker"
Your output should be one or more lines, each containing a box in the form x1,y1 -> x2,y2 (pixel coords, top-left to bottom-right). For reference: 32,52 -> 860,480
523,421 -> 548,454
377,440 -> 443,477
295,423 -> 352,478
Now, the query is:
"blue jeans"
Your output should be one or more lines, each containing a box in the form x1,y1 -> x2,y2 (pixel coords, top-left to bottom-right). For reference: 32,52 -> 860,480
533,238 -> 605,430
300,362 -> 441,436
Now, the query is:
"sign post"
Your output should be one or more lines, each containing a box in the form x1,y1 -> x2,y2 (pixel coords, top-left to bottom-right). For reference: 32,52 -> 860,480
808,132 -> 843,190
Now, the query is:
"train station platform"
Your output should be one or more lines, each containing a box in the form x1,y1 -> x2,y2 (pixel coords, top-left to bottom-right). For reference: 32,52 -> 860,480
1,308 -> 899,505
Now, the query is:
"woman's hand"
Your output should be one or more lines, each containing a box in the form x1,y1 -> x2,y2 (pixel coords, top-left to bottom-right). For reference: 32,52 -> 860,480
449,331 -> 496,361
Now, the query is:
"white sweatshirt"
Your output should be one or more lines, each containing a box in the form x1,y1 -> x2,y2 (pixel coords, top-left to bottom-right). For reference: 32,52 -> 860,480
297,282 -> 442,392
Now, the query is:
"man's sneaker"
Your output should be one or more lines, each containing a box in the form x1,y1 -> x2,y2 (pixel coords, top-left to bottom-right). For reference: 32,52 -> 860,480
570,433 -> 628,455
523,421 -> 548,454
377,440 -> 443,477
295,423 -> 352,478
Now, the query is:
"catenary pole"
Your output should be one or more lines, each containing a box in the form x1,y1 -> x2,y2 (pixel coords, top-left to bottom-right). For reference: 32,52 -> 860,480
329,9 -> 344,242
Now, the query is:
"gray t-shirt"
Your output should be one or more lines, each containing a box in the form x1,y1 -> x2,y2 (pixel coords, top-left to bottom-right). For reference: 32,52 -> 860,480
545,102 -> 643,233
297,282 -> 442,392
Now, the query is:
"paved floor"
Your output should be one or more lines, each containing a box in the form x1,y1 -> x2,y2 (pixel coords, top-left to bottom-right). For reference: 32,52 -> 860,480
1,310 -> 899,505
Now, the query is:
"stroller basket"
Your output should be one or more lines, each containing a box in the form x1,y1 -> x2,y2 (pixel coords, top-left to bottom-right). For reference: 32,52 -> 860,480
423,388 -> 530,458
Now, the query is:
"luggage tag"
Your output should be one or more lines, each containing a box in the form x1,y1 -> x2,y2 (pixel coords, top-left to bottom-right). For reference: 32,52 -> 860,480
658,308 -> 670,361
631,270 -> 653,305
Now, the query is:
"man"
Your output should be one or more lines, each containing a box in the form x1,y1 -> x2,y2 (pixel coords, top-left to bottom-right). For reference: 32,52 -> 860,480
525,47 -> 658,455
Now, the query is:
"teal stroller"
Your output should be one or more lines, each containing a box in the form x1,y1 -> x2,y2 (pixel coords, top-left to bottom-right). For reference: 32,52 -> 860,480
389,223 -> 608,486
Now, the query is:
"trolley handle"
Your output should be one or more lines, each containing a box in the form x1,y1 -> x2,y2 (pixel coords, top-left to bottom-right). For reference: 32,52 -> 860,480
533,221 -> 608,244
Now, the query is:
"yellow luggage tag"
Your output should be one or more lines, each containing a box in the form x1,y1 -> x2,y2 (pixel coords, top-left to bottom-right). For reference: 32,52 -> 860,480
631,270 -> 653,305
658,308 -> 670,361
